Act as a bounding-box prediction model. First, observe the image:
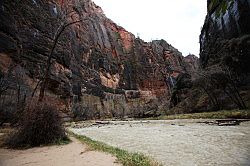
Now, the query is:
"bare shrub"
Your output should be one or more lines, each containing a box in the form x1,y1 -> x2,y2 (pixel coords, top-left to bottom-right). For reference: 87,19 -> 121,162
6,100 -> 67,148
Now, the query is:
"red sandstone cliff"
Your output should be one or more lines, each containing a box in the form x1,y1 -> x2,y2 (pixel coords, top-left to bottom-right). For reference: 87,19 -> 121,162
0,0 -> 198,119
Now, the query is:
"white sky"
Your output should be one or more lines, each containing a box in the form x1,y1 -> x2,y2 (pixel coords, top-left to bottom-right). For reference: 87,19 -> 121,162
92,0 -> 207,56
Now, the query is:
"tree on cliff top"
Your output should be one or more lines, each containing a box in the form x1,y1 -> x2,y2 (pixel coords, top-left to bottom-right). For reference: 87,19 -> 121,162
208,0 -> 234,17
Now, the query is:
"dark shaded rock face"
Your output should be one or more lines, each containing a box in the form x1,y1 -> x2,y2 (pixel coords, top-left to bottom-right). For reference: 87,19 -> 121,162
0,0 -> 197,119
168,0 -> 250,114
201,0 -> 250,88
200,0 -> 250,73
183,54 -> 199,75
189,0 -> 250,112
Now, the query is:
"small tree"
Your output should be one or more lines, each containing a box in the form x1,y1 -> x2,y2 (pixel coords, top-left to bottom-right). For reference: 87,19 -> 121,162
194,70 -> 221,110
4,5 -> 82,147
194,65 -> 247,110
38,19 -> 81,102
210,66 -> 247,109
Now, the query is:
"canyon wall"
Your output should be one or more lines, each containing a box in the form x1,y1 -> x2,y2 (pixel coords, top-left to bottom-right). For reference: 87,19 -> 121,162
0,0 -> 197,120
197,0 -> 250,110
200,0 -> 250,74
169,0 -> 250,113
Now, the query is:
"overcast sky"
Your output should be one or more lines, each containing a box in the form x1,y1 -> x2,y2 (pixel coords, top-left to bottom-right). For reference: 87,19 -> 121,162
92,0 -> 207,56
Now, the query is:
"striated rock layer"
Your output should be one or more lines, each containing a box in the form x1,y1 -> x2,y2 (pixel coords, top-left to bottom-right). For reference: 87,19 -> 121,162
0,0 -> 197,119
200,0 -> 250,73
197,0 -> 250,110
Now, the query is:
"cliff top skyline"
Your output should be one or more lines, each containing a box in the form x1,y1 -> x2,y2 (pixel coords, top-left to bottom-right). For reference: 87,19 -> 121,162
93,0 -> 207,56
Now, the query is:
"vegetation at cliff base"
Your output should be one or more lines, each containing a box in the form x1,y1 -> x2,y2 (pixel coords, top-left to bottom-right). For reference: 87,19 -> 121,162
146,110 -> 250,120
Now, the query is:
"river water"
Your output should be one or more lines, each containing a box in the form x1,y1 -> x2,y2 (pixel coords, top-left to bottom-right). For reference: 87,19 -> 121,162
70,120 -> 250,166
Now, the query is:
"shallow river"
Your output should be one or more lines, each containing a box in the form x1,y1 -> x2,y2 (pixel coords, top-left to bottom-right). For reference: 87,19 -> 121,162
70,120 -> 250,166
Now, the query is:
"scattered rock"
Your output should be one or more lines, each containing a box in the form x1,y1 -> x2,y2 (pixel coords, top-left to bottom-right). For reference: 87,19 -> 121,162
199,119 -> 248,126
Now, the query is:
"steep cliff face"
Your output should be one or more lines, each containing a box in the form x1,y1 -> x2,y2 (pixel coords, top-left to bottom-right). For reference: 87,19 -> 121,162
195,0 -> 250,111
168,0 -> 250,113
0,0 -> 196,119
200,0 -> 250,74
183,54 -> 199,75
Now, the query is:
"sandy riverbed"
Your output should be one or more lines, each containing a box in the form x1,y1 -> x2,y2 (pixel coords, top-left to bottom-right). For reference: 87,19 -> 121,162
71,119 -> 250,166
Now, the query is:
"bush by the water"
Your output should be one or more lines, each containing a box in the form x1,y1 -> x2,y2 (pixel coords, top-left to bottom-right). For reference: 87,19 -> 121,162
6,101 -> 68,148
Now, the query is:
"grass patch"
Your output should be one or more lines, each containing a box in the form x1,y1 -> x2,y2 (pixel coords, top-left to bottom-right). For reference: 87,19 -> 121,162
53,136 -> 71,145
146,110 -> 250,120
70,132 -> 161,166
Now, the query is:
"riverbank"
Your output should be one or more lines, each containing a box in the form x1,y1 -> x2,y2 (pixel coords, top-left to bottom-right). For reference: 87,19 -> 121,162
71,132 -> 161,166
146,110 -> 250,120
0,131 -> 120,166
70,119 -> 250,166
